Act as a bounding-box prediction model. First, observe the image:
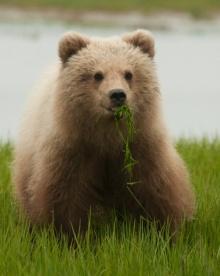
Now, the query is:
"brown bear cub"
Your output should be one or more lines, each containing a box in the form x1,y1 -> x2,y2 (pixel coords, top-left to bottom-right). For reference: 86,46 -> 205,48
13,30 -> 195,238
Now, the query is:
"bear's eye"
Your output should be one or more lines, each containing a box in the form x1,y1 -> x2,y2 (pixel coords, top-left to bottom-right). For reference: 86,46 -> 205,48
124,71 -> 133,81
94,72 -> 104,81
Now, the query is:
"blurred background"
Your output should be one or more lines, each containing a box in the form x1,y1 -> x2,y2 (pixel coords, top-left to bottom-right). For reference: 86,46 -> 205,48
0,0 -> 220,140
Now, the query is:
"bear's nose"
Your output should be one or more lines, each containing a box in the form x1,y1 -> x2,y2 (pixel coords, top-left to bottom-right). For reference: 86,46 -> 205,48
109,89 -> 126,106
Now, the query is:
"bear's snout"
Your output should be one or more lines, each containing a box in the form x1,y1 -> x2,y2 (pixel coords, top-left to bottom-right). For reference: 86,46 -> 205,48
109,89 -> 126,107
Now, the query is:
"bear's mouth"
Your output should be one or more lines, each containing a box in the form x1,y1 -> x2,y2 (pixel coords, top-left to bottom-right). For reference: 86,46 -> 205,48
101,103 -> 129,120
101,104 -> 117,114
104,106 -> 126,117
102,106 -> 129,122
106,107 -> 118,113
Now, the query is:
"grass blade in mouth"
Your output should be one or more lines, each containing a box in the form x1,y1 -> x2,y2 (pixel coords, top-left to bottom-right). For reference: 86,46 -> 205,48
114,106 -> 147,213
114,105 -> 137,181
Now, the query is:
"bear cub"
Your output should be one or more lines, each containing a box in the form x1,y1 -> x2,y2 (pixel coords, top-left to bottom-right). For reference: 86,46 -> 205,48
13,30 -> 195,238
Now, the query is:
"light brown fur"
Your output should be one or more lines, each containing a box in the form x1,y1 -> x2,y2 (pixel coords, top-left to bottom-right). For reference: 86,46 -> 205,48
13,30 -> 195,238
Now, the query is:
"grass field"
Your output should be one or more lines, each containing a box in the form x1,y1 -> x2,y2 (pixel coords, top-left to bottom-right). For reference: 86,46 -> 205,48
0,0 -> 220,17
0,139 -> 220,275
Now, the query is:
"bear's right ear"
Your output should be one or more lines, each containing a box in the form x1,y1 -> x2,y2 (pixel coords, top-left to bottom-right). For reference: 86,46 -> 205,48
59,32 -> 90,63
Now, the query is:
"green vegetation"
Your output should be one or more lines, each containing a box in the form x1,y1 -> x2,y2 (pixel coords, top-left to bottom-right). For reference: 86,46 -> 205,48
1,0 -> 220,17
1,139 -> 220,275
114,105 -> 136,181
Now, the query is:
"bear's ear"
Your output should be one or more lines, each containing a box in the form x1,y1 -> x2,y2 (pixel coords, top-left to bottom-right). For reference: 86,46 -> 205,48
122,29 -> 155,58
59,32 -> 90,63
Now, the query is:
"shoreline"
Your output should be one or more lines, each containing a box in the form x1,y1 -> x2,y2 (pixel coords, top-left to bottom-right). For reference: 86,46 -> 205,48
1,6 -> 220,31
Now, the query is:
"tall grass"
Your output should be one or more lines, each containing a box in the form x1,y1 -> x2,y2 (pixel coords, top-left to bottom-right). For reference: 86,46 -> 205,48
0,139 -> 220,275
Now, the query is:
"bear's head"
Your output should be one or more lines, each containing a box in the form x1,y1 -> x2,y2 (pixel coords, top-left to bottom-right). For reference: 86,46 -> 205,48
55,30 -> 160,142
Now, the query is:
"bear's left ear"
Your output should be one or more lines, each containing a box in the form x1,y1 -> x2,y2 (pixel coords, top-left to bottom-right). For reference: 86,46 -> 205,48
59,32 -> 90,63
122,29 -> 155,58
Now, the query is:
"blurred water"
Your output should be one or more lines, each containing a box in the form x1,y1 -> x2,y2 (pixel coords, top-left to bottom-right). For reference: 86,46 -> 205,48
1,21 -> 220,140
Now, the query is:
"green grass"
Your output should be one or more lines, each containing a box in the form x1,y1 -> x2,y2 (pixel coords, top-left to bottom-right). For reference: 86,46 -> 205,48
1,0 -> 220,17
1,139 -> 220,275
114,105 -> 137,181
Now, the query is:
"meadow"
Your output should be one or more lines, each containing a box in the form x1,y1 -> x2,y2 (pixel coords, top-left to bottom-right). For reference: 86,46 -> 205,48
0,0 -> 220,17
0,139 -> 220,275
